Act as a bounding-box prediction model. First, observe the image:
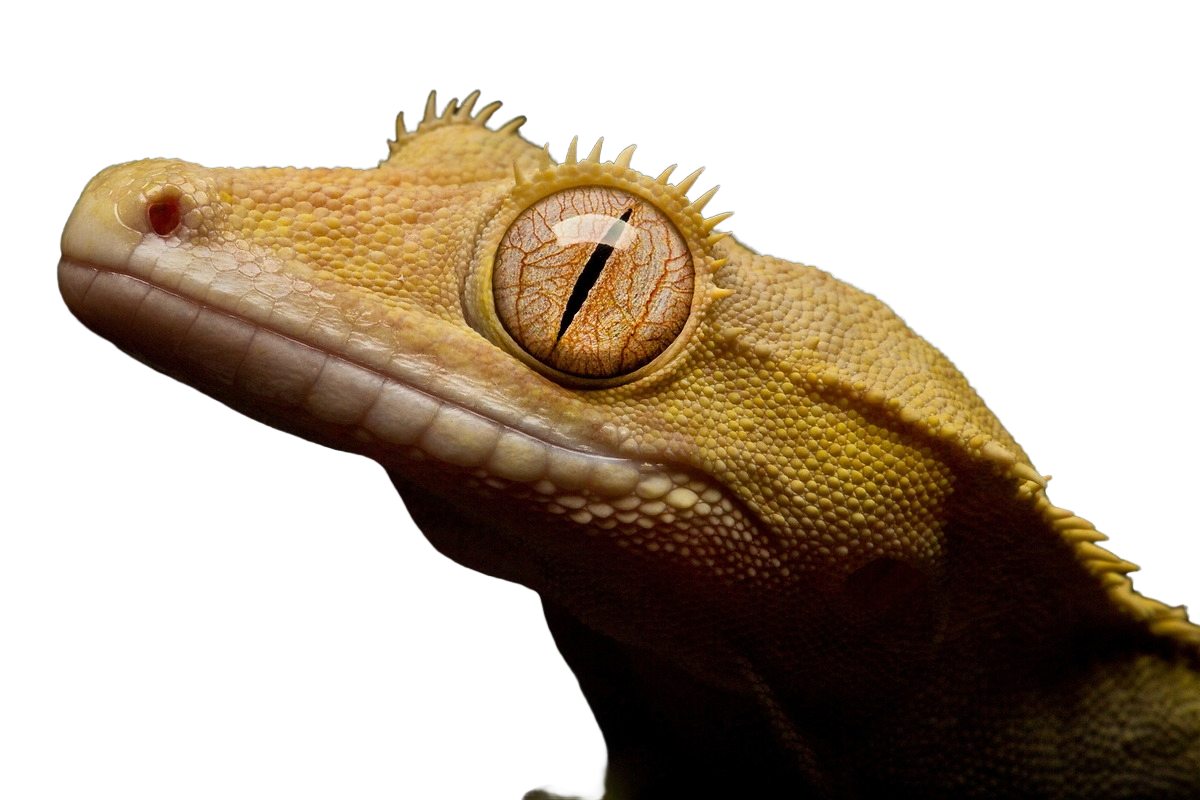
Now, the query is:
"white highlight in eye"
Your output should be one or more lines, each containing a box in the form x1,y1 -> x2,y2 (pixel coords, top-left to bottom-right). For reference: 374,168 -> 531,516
551,214 -> 635,249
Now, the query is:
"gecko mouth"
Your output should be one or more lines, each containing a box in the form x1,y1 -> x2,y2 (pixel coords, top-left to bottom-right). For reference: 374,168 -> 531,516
58,256 -> 759,563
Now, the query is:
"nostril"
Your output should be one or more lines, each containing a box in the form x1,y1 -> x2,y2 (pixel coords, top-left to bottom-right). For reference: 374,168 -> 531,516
147,198 -> 181,236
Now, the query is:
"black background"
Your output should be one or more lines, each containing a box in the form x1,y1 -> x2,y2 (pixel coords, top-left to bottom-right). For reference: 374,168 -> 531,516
39,59 -> 1190,796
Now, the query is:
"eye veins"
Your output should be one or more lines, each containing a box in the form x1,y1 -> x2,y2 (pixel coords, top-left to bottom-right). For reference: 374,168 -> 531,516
493,186 -> 695,379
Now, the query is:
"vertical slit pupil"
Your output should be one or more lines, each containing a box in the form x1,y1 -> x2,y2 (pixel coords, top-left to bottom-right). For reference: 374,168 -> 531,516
556,207 -> 633,342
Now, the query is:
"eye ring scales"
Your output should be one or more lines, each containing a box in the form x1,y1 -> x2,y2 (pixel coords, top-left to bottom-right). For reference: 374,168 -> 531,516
493,186 -> 694,379
469,138 -> 734,388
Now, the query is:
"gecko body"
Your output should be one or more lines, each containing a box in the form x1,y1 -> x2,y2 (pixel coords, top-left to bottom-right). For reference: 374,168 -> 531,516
59,92 -> 1200,798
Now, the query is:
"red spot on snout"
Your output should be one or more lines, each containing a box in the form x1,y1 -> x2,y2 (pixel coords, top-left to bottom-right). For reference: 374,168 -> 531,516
147,198 -> 181,236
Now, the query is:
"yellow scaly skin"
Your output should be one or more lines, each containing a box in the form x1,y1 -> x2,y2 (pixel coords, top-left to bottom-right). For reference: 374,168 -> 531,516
59,92 -> 1200,798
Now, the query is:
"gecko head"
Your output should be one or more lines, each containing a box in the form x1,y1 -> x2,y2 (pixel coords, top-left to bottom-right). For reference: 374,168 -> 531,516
57,94 -> 1013,635
50,123 -> 776,672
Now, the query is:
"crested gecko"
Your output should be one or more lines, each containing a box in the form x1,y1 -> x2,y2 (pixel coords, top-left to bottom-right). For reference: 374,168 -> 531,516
56,92 -> 1200,796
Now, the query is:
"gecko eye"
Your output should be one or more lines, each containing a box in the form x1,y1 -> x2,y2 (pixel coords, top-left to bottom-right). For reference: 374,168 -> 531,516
492,186 -> 694,379
147,197 -> 181,236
